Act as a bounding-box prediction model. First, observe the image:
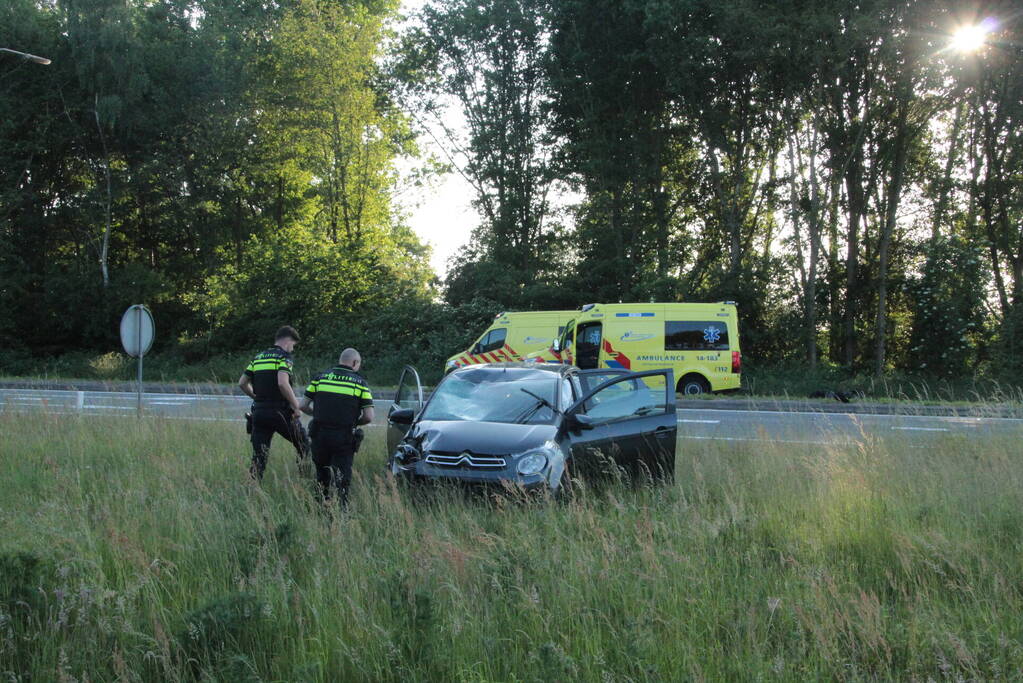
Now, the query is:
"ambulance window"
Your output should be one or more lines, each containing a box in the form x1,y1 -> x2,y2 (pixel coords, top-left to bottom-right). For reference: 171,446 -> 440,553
481,327 -> 507,353
557,326 -> 565,336
665,321 -> 730,351
562,321 -> 575,349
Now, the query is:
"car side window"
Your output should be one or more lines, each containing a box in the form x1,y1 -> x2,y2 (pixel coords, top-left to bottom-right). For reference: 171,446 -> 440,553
560,378 -> 574,410
582,375 -> 670,424
577,372 -> 624,395
395,371 -> 420,411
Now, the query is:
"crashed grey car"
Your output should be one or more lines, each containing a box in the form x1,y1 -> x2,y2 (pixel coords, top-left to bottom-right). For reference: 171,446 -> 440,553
386,363 -> 677,494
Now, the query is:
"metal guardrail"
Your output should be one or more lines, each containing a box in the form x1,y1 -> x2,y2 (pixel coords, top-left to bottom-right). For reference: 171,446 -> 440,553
2,378 -> 1021,418
0,388 -> 398,425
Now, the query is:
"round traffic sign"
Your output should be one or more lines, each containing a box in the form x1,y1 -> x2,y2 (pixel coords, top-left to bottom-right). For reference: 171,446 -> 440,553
120,304 -> 154,357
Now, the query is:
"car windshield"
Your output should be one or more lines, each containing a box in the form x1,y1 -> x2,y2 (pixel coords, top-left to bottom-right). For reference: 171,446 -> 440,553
420,367 -> 561,425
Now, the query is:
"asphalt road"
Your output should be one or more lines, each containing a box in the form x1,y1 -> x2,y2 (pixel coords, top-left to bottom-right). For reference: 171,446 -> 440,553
3,387 -> 1021,446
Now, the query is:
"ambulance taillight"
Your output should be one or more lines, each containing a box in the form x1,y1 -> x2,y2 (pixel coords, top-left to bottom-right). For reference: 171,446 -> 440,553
732,351 -> 741,374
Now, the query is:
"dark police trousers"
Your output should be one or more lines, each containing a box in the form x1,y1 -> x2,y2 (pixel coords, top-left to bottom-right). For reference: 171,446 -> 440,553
250,405 -> 309,480
311,425 -> 356,505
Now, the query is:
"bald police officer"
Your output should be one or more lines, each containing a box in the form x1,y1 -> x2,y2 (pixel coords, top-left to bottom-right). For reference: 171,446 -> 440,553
238,326 -> 309,480
299,348 -> 374,505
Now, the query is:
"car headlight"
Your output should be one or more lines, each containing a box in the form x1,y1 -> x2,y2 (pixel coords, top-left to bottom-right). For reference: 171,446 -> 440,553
517,453 -> 547,475
515,441 -> 559,475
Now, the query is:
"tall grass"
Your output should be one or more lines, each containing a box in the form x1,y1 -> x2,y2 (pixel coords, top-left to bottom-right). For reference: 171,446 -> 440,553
745,360 -> 1023,404
2,412 -> 1022,680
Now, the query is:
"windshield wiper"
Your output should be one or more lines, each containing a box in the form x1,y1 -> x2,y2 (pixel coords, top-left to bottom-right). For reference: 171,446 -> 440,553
514,388 -> 560,424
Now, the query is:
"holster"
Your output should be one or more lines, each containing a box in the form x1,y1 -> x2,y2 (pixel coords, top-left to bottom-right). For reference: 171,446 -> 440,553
353,427 -> 365,453
245,412 -> 253,434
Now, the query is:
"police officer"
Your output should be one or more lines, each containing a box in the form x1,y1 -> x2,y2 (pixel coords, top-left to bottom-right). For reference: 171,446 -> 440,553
238,326 -> 309,480
299,347 -> 374,505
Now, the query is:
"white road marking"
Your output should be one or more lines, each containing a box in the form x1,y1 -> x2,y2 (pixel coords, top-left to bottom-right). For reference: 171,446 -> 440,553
677,419 -> 720,424
3,409 -> 385,428
893,426 -> 950,432
679,407 -> 1023,424
681,435 -> 848,446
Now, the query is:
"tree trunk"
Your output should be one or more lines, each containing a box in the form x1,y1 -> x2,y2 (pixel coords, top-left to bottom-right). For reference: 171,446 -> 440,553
843,153 -> 865,367
874,98 -> 911,376
276,174 -> 284,233
233,196 -> 243,269
932,101 -> 965,244
806,126 -> 824,368
827,173 -> 842,363
94,96 -> 112,288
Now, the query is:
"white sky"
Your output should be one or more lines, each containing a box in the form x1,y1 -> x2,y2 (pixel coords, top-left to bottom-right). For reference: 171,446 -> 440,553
395,0 -> 478,277
395,153 -> 478,277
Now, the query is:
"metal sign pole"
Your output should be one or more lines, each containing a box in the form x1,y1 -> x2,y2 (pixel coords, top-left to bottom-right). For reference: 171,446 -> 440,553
120,304 -> 154,418
136,306 -> 143,417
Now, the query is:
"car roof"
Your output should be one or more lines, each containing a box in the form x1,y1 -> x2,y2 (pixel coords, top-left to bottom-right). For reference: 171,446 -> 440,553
451,362 -> 575,377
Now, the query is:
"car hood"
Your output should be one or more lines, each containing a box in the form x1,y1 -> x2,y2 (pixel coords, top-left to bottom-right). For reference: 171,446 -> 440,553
409,420 -> 559,455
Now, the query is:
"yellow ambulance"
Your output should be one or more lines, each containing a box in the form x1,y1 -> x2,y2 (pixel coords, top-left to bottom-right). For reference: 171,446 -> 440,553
445,310 -> 577,372
527,302 -> 742,394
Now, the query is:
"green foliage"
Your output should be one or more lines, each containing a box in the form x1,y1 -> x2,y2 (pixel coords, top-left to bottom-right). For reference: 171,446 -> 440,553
1,0 -> 433,364
319,295 -> 503,384
906,236 -> 988,377
4,0 -> 1023,391
993,303 -> 1023,382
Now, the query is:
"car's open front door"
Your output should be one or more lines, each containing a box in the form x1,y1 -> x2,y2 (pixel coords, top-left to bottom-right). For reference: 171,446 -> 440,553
387,365 -> 423,455
565,369 -> 676,482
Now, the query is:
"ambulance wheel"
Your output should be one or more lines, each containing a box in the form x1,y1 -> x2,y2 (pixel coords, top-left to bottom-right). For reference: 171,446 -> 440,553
678,374 -> 710,396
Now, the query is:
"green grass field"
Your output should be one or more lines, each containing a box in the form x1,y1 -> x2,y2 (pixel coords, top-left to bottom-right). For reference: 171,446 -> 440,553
2,413 -> 1022,681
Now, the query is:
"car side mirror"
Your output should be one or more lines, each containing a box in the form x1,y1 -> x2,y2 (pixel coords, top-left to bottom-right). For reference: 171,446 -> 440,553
472,343 -> 482,355
552,339 -> 561,352
568,412 -> 594,430
389,408 -> 415,425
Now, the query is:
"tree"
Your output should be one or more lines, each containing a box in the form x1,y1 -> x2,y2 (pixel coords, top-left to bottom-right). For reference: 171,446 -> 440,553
402,0 -> 560,304
269,0 -> 408,246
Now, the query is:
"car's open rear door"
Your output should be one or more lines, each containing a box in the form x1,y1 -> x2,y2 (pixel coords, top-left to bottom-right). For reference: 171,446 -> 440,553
387,365 -> 423,455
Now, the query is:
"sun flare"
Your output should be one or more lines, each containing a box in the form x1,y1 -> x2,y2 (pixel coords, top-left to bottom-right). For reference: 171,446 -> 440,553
952,22 -> 993,53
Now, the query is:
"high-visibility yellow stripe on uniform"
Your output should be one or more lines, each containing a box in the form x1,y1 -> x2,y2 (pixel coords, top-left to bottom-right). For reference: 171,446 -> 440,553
316,379 -> 365,390
310,381 -> 367,398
